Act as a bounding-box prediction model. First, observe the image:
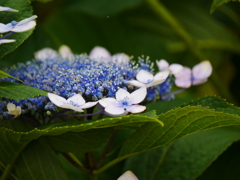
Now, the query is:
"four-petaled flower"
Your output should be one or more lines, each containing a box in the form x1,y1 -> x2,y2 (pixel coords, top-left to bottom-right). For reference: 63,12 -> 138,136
127,70 -> 169,88
156,59 -> 183,75
99,87 -> 147,116
0,15 -> 37,33
174,60 -> 212,88
48,93 -> 98,112
7,103 -> 21,117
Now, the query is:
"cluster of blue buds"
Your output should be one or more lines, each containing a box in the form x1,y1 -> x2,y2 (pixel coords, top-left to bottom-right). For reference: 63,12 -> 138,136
0,45 -> 212,126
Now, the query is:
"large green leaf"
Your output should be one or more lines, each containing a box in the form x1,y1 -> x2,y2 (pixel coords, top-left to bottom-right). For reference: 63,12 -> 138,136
210,0 -> 240,13
0,0 -> 35,58
123,126 -> 240,180
95,96 -> 240,174
0,81 -> 47,100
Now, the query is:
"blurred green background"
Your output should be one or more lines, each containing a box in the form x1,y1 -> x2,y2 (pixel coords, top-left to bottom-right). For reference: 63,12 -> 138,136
1,0 -> 240,105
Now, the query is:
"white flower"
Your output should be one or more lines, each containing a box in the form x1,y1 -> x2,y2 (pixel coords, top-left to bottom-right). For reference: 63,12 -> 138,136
0,39 -> 15,44
48,93 -> 98,112
127,70 -> 169,88
99,87 -> 147,116
0,15 -> 37,33
112,53 -> 130,64
59,45 -> 74,60
0,6 -> 18,12
156,59 -> 183,74
7,103 -> 21,117
117,171 -> 139,180
34,47 -> 59,60
174,60 -> 212,88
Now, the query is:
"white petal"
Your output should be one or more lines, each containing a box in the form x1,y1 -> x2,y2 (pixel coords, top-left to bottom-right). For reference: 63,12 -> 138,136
136,70 -> 154,84
116,88 -> 131,101
0,6 -> 18,12
99,98 -> 119,107
16,106 -> 21,116
169,64 -> 183,74
35,48 -> 59,60
11,21 -> 36,32
59,45 -> 74,60
129,87 -> 147,104
48,93 -> 67,106
0,39 -> 15,44
126,105 -> 146,113
175,79 -> 191,88
89,46 -> 111,59
17,15 -> 37,26
0,23 -> 12,33
7,103 -> 16,111
156,59 -> 169,71
192,61 -> 212,80
105,106 -> 125,115
112,53 -> 130,64
79,101 -> 98,109
192,78 -> 207,86
153,70 -> 169,81
117,171 -> 139,180
60,104 -> 84,112
127,80 -> 146,87
67,94 -> 85,106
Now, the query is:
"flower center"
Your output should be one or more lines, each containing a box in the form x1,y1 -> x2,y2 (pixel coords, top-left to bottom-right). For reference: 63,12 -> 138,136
147,79 -> 153,84
69,101 -> 79,107
11,21 -> 17,26
119,97 -> 132,109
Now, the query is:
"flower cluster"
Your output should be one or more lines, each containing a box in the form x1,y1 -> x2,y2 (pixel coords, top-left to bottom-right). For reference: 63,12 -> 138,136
0,46 -> 212,125
0,6 -> 37,44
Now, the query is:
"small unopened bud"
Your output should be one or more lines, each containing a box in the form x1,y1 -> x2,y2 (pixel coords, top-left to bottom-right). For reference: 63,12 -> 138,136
117,171 -> 138,180
46,111 -> 51,115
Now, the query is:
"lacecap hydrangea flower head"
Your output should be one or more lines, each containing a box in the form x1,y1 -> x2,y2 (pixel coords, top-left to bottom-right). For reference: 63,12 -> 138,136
0,46 -> 212,126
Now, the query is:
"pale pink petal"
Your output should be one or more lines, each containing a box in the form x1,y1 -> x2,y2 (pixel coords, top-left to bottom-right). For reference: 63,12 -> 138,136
112,53 -> 130,64
59,45 -> 74,60
105,106 -> 125,115
99,98 -> 119,107
175,79 -> 191,88
116,88 -> 131,101
136,70 -> 154,84
192,61 -> 212,80
156,59 -> 169,71
126,105 -> 146,113
48,93 -> 67,106
60,104 -> 84,112
192,78 -> 207,86
0,23 -> 12,33
169,64 -> 183,74
174,67 -> 191,79
11,21 -> 36,32
34,48 -> 59,60
0,39 -> 15,44
127,80 -> 146,87
79,101 -> 98,109
146,79 -> 166,87
89,46 -> 111,59
130,87 -> 147,104
118,171 -> 139,180
67,94 -> 85,106
153,70 -> 169,82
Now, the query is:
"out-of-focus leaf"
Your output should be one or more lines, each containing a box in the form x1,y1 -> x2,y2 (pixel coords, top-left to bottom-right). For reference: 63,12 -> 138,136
210,0 -> 240,14
0,81 -> 47,100
31,0 -> 52,2
123,127 -> 240,180
0,70 -> 22,82
0,0 -> 35,58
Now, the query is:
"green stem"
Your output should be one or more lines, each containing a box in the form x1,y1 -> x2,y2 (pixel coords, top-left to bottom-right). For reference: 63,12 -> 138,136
145,0 -> 236,103
0,142 -> 30,180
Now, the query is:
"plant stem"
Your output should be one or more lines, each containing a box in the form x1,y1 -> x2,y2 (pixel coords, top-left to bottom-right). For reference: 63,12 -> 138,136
86,152 -> 95,173
96,129 -> 120,168
0,32 -> 15,40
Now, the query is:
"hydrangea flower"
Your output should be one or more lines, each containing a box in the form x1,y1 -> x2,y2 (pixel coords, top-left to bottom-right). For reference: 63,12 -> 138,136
156,59 -> 183,74
48,93 -> 98,112
0,15 -> 37,33
127,70 -> 169,88
0,6 -> 18,12
7,103 -> 21,117
174,61 -> 212,88
0,39 -> 15,44
99,87 -> 147,116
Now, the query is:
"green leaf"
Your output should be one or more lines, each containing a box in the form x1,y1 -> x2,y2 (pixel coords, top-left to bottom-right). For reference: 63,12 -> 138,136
123,126 -> 240,180
0,81 -> 47,100
0,0 -> 35,58
0,70 -> 22,82
13,139 -> 68,180
210,0 -> 240,14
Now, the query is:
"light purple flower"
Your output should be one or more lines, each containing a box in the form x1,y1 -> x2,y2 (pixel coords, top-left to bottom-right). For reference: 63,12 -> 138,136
174,60 -> 212,88
99,87 -> 147,116
48,93 -> 98,112
0,15 -> 37,33
127,70 -> 169,88
156,59 -> 183,74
